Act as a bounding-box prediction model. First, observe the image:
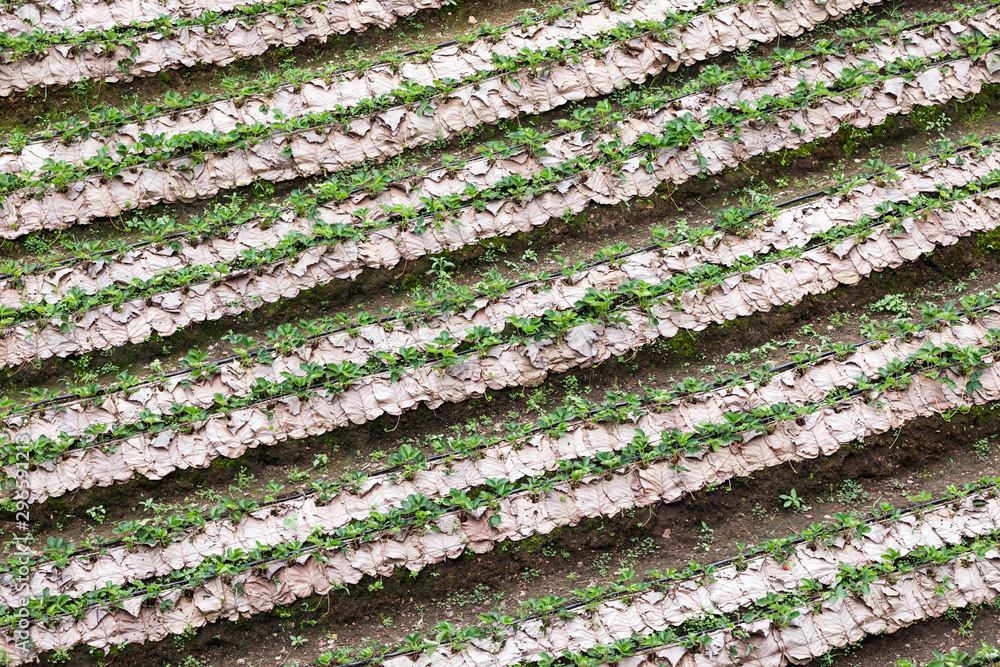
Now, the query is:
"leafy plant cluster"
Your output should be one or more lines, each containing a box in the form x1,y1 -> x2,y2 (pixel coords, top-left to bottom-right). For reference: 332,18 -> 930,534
902,645 -> 1000,667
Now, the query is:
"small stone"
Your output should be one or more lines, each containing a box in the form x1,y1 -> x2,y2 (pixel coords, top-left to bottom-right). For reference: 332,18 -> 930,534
468,15 -> 477,23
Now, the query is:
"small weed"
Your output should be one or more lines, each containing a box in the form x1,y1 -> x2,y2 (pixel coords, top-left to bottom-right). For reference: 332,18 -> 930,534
834,479 -> 870,505
910,106 -> 953,135
696,522 -> 715,552
85,505 -> 106,524
945,604 -> 977,637
725,351 -> 751,366
46,649 -> 72,664
524,385 -> 554,414
779,489 -> 812,513
230,467 -> 256,493
974,437 -> 995,463
24,235 -> 50,255
869,294 -> 911,318
173,627 -> 197,650
436,583 -> 492,609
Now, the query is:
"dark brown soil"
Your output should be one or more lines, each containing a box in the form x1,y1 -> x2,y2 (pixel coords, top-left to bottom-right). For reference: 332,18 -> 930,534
831,606 -> 1000,667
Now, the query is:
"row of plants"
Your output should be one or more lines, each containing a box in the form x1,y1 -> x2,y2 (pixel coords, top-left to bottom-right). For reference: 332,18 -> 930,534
317,50 -> 997,230
305,482 -> 1000,666
903,646 -> 1000,667
8,457 -> 1000,661
1,286 -> 869,569
7,83 -> 1000,506
0,0 -> 470,86
0,0 -> 909,197
2,0 -> 897,154
13,0 -> 947,151
0,0 -> 612,147
10,0 -> 995,664
22,158 -> 1000,504
0,46 -> 851,267
269,18 -> 1000,225
18,483 -> 1000,665
9,314 -> 999,588
0,0 -> 956,245
0,0 -> 706,179
7,171 -> 997,469
2,31 -> 992,340
1,121 -> 985,425
0,0 -> 337,58
330,534 -> 997,667
2,130 -> 998,430
5,165 -> 1000,489
1,1 -> 971,269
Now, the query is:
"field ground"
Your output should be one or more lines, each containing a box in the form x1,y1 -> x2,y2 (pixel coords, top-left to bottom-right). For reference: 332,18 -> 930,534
6,0 -> 1000,665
